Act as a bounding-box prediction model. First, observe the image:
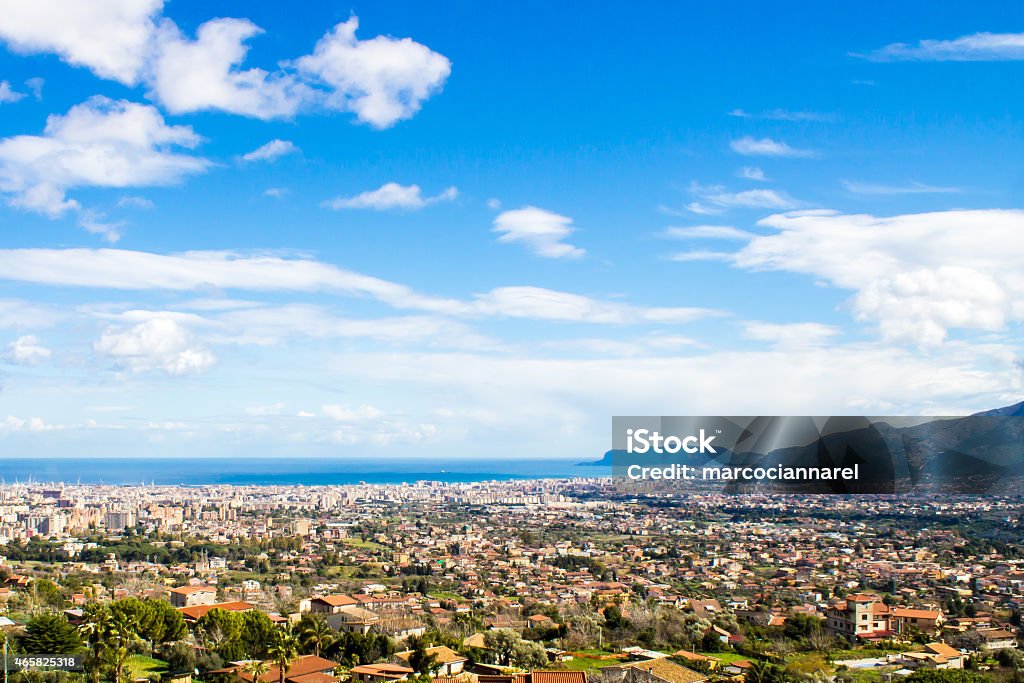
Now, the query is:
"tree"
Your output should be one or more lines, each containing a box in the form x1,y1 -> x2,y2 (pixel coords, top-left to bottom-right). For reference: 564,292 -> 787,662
80,603 -> 112,683
483,629 -> 520,666
407,638 -> 439,676
245,659 -> 271,683
300,616 -> 336,657
269,629 -> 301,683
745,661 -> 786,683
783,614 -> 823,642
19,614 -> 82,654
510,640 -> 548,669
106,608 -> 142,683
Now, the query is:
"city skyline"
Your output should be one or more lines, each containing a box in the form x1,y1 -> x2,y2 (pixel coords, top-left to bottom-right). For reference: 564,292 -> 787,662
1,2 -> 1024,458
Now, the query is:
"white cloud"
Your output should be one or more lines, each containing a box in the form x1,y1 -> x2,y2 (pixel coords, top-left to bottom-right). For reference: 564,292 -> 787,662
705,188 -> 798,209
295,17 -> 451,128
740,166 -> 767,181
668,250 -> 734,263
3,335 -> 51,365
245,402 -> 285,416
0,8 -> 450,127
841,179 -> 962,195
663,225 -> 753,240
264,187 -> 288,198
150,18 -> 310,119
24,77 -> 43,99
117,195 -> 155,209
78,209 -> 125,243
728,108 -> 833,122
492,206 -> 585,259
323,182 -> 457,210
743,322 -> 840,347
0,415 -> 59,433
241,139 -> 299,162
94,317 -> 215,375
730,136 -> 817,158
0,0 -> 162,84
730,209 -> 1024,345
0,80 -> 25,104
860,32 -> 1024,62
0,248 -> 720,325
322,404 -> 382,421
210,305 -> 492,348
0,299 -> 61,328
330,342 -> 1021,441
682,201 -> 726,216
470,287 -> 716,324
0,96 -> 208,218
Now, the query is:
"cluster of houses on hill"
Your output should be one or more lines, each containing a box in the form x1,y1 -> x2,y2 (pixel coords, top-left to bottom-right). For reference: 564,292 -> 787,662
824,593 -> 1017,651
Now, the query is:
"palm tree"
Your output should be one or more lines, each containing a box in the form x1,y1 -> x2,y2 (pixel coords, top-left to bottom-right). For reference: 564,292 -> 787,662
300,617 -> 335,657
269,629 -> 301,683
79,604 -> 112,683
107,609 -> 141,683
244,659 -> 271,683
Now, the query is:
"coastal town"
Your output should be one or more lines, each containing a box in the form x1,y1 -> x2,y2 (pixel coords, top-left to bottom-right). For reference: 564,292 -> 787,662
0,479 -> 1022,683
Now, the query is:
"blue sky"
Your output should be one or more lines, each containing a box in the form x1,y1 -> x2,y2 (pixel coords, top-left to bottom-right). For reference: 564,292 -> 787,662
0,1 -> 1023,459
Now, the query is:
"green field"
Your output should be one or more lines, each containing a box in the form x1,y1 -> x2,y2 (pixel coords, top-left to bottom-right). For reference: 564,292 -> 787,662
341,538 -> 388,551
561,656 -> 623,672
128,655 -> 169,678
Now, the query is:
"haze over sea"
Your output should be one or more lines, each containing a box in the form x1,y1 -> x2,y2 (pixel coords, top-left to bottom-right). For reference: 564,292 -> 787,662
0,457 -> 607,486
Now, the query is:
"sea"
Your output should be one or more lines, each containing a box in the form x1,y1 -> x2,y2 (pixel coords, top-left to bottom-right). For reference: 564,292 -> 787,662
0,457 -> 609,486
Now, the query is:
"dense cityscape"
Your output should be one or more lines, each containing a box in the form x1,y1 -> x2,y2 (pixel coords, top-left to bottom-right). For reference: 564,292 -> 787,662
0,479 -> 1022,683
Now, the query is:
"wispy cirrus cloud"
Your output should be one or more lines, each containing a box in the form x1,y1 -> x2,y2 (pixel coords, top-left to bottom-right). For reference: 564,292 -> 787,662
857,32 -> 1024,62
728,108 -> 834,122
841,179 -> 963,195
663,225 -> 753,240
0,248 -> 719,325
730,136 -> 818,158
687,182 -> 800,212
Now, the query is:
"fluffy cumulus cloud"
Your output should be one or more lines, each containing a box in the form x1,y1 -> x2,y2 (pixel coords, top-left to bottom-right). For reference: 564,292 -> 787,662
0,5 -> 451,128
3,335 -> 52,365
150,18 -> 311,119
729,209 -> 1024,345
94,317 -> 215,375
0,96 -> 208,218
241,139 -> 299,162
323,182 -> 457,210
295,17 -> 452,128
860,32 -> 1024,62
492,206 -> 586,259
0,0 -> 163,84
730,136 -> 817,158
